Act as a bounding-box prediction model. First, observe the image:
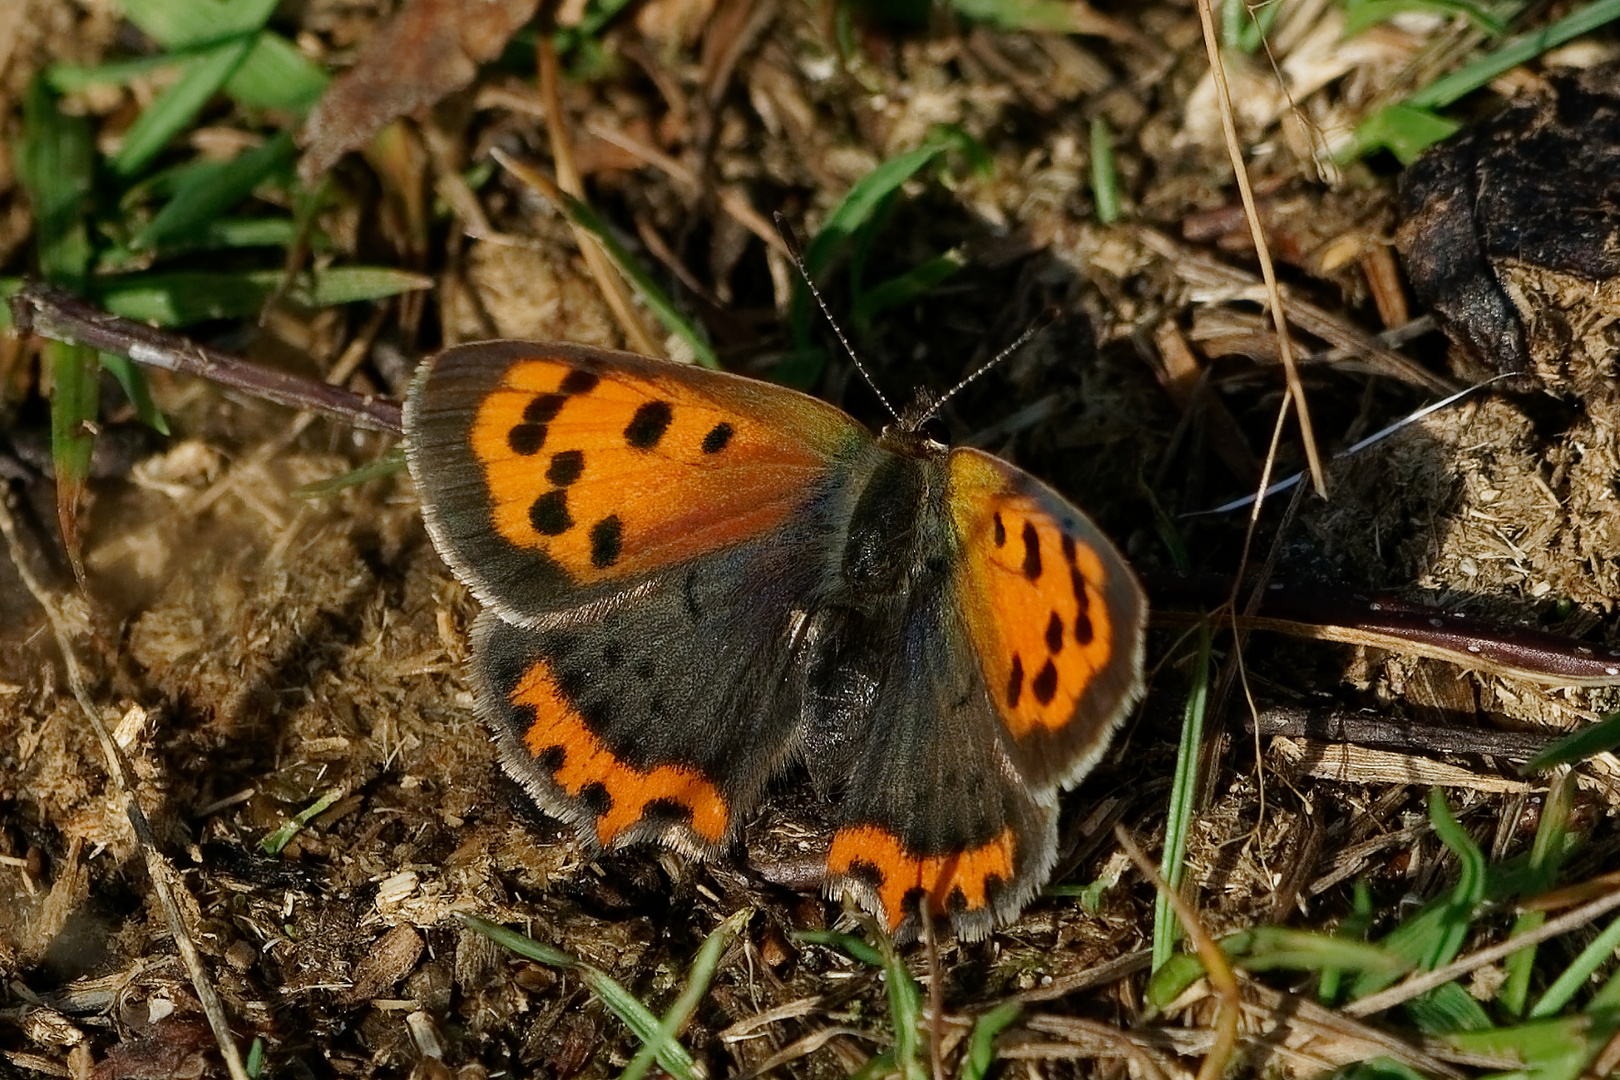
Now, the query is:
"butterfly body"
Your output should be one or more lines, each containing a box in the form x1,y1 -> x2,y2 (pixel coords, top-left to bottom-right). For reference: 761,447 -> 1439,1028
405,340 -> 1146,939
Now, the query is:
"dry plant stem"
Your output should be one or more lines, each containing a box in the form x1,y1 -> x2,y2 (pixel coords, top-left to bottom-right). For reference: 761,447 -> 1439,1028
9,281 -> 403,432
922,907 -> 944,1080
583,123 -> 787,256
1114,826 -> 1240,1080
1190,0 -> 1324,496
537,42 -> 662,359
0,495 -> 251,1080
1344,883 -> 1620,1017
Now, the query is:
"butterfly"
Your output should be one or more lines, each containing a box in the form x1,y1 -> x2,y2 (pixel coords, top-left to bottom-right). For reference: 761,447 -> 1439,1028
402,339 -> 1146,940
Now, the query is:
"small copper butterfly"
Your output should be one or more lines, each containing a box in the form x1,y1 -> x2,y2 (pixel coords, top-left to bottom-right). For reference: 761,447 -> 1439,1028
402,340 -> 1147,939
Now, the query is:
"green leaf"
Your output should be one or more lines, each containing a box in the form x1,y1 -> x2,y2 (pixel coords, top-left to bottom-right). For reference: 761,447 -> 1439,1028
132,130 -> 297,250
1448,1014 -> 1603,1078
794,929 -> 885,967
1330,1057 -> 1432,1080
1523,711 -> 1620,773
1351,103 -> 1463,164
802,145 -> 947,278
94,267 -> 432,325
259,788 -> 345,854
1502,773 -> 1575,1016
47,340 -> 101,519
1342,0 -> 1510,38
1148,925 -> 1408,1006
111,35 -> 257,178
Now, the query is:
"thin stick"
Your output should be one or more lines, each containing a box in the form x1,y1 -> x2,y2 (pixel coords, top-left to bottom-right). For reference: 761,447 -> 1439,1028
538,41 -> 663,360
1191,0 -> 1326,496
0,495 -> 251,1080
9,281 -> 402,432
1344,884 -> 1620,1017
1115,825 -> 1240,1080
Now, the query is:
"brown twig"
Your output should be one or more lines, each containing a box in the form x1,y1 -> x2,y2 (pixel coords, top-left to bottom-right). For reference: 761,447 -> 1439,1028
8,280 -> 403,433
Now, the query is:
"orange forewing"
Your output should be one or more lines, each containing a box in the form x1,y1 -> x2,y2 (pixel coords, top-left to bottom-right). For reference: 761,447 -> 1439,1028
947,448 -> 1139,742
468,355 -> 858,586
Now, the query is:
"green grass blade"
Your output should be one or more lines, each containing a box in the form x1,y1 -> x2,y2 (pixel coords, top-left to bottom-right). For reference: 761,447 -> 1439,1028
1524,711 -> 1620,773
1320,880 -> 1376,1003
115,0 -> 281,50
1342,0 -> 1510,38
95,266 -> 431,325
111,35 -> 256,179
1403,981 -> 1491,1036
877,933 -> 925,1080
1153,618 -> 1211,970
259,788 -> 345,854
459,915 -> 701,1080
1529,912 -> 1620,1018
1149,925 -> 1409,1005
546,188 -> 718,369
291,451 -> 407,499
1350,104 -> 1462,165
794,929 -> 886,967
962,1001 -> 1021,1080
100,352 -> 170,435
46,53 -> 180,92
1408,0 -> 1620,110
133,130 -> 297,250
1090,117 -> 1120,224
1447,1015 -> 1597,1077
18,78 -> 95,288
620,908 -> 750,1080
222,33 -> 329,113
850,247 -> 966,331
946,0 -> 1076,32
1502,772 -> 1575,1016
1352,0 -> 1620,161
1424,787 -> 1487,970
802,145 -> 946,277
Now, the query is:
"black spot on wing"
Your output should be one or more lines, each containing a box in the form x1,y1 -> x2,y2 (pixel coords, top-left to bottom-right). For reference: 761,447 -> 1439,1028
1045,612 -> 1064,654
559,370 -> 600,395
1021,521 -> 1042,580
701,422 -> 734,454
1032,659 -> 1059,705
590,515 -> 623,568
1006,654 -> 1024,708
530,490 -> 572,535
525,393 -> 567,423
547,449 -> 585,485
625,401 -> 674,449
509,424 -> 547,455
993,513 -> 1006,547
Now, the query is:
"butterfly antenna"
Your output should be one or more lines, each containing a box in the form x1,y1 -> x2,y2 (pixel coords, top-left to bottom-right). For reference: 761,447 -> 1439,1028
919,305 -> 1061,424
775,213 -> 901,423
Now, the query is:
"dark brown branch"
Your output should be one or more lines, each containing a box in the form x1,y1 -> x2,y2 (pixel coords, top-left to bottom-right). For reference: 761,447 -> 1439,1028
9,280 -> 403,434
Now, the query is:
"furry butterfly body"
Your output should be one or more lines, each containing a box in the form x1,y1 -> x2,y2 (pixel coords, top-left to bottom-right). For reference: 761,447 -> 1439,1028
404,340 -> 1146,939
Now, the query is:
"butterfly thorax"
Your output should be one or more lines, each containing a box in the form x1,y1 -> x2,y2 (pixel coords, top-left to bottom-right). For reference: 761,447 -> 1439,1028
840,439 -> 949,601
